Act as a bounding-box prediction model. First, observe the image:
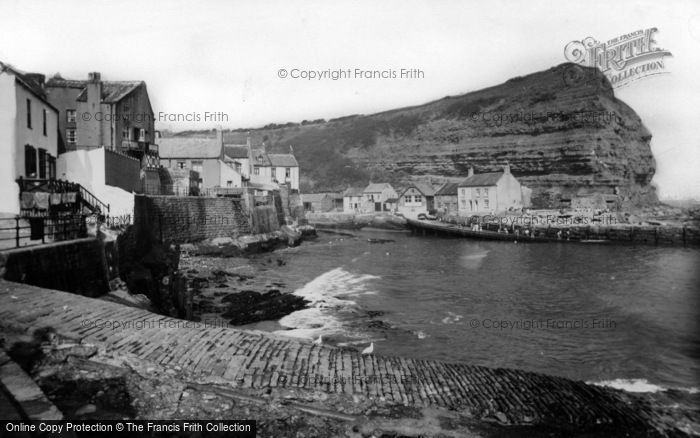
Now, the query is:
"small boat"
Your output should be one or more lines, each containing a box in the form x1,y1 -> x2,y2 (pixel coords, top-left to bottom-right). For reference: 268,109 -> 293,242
367,238 -> 395,244
579,239 -> 610,244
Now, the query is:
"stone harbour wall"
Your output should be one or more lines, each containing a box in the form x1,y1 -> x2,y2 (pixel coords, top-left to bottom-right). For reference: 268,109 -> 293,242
134,195 -> 253,244
1,238 -> 110,297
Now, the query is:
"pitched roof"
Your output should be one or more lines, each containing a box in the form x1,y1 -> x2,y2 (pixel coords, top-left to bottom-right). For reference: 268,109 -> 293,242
401,182 -> 439,197
75,81 -> 144,103
343,187 -> 364,197
224,145 -> 249,159
158,137 -> 222,159
0,61 -> 57,110
364,183 -> 394,193
302,193 -> 332,203
458,172 -> 504,187
435,182 -> 459,196
246,148 -> 269,166
268,154 -> 298,167
45,76 -> 88,89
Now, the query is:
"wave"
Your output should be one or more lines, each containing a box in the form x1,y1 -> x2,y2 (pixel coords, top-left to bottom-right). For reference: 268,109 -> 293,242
591,378 -> 699,394
442,311 -> 463,324
275,267 -> 380,340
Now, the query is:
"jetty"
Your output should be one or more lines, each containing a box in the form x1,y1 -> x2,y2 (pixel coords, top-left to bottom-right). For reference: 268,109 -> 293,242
406,218 -> 560,243
406,218 -> 700,246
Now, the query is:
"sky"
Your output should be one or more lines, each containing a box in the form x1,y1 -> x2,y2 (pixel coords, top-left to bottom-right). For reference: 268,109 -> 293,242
1,0 -> 699,199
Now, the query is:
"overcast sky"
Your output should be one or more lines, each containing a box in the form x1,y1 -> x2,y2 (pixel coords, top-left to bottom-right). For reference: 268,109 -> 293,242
1,0 -> 698,199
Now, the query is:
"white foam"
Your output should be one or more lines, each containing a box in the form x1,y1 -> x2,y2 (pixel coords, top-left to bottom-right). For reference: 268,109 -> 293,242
591,378 -> 700,394
441,311 -> 464,324
275,267 -> 380,340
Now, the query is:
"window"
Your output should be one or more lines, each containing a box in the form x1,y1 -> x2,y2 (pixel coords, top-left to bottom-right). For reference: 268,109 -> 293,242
484,188 -> 489,197
285,167 -> 291,178
122,127 -> 130,139
139,128 -> 146,142
226,180 -> 233,187
191,160 -> 203,173
484,199 -> 490,208
66,129 -> 76,145
475,188 -> 480,197
26,99 -> 32,129
48,156 -> 56,179
66,109 -> 76,123
234,163 -> 241,173
42,109 -> 47,136
254,167 -> 260,175
38,149 -> 47,178
177,161 -> 186,169
414,195 -> 422,203
461,199 -> 466,209
461,188 -> 466,197
24,145 -> 36,177
271,168 -> 276,179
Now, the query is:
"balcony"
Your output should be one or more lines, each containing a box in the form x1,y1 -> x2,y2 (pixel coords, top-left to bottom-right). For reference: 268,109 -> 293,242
121,140 -> 148,150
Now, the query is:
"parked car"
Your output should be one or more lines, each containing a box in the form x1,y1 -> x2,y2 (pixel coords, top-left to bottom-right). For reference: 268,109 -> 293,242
417,213 -> 437,221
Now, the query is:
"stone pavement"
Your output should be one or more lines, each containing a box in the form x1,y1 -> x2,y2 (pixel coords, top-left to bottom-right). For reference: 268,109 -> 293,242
0,280 -> 667,433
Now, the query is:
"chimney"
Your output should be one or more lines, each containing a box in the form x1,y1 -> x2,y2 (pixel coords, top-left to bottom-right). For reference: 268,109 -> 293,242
86,72 -> 103,146
24,73 -> 46,95
289,145 -> 294,155
467,167 -> 474,178
503,163 -> 511,174
215,128 -> 224,158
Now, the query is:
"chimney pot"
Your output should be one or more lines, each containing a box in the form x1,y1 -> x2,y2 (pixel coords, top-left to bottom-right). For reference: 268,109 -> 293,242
88,72 -> 101,82
467,167 -> 474,177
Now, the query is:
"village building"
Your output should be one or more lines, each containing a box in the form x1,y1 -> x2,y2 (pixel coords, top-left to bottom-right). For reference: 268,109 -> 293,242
159,131 -> 242,193
0,62 -> 59,215
363,183 -> 398,212
435,182 -> 459,214
457,165 -> 524,214
223,138 -> 300,193
343,187 -> 365,213
45,72 -> 159,169
397,182 -> 440,218
268,152 -> 299,190
41,71 -> 160,214
301,193 -> 336,212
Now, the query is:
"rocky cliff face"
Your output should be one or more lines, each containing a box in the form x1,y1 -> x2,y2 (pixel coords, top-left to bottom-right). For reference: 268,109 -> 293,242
204,63 -> 657,208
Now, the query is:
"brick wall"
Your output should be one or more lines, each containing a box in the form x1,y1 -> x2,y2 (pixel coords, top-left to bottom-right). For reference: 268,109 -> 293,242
2,238 -> 110,297
105,149 -> 141,192
134,195 -> 253,244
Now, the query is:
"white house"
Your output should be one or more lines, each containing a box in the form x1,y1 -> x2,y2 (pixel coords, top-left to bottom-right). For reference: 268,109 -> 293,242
0,61 -> 59,214
343,187 -> 364,213
224,140 -> 299,191
363,183 -> 398,212
457,165 -> 524,214
397,182 -> 439,218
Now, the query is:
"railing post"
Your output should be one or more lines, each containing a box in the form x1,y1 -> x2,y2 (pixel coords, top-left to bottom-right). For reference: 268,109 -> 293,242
15,216 -> 20,248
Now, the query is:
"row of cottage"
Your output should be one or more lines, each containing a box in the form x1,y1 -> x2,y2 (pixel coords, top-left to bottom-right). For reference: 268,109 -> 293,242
302,165 -> 531,218
0,60 -> 300,219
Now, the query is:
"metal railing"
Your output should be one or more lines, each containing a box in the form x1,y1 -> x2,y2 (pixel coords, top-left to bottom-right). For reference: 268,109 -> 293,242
16,177 -> 110,215
0,214 -> 87,249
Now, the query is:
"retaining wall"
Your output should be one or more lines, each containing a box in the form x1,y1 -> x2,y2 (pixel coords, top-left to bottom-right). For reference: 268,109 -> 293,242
1,238 -> 110,297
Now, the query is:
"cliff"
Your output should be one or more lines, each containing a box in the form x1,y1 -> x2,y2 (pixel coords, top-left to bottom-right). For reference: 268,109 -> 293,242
178,63 -> 658,208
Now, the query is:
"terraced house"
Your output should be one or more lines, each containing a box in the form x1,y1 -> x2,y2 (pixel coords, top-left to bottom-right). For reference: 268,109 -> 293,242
457,165 -> 524,214
0,61 -> 59,215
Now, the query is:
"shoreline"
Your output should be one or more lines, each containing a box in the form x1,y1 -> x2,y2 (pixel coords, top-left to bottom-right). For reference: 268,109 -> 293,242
1,279 -> 694,437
